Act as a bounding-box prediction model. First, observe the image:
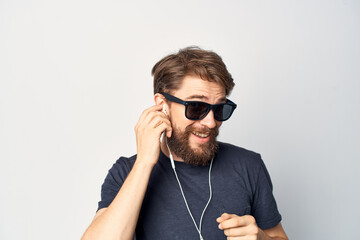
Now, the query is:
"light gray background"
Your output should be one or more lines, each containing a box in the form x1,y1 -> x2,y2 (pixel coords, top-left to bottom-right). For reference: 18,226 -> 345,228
1,0 -> 359,239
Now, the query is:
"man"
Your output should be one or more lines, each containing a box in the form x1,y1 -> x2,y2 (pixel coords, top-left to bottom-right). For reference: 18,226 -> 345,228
82,47 -> 288,240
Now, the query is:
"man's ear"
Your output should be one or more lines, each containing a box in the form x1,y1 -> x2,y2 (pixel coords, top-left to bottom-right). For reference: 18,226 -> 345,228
154,93 -> 168,114
154,93 -> 165,106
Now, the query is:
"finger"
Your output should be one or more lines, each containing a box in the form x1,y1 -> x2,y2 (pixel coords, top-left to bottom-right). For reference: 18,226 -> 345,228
166,128 -> 172,138
137,107 -> 167,131
221,215 -> 256,230
219,215 -> 249,230
142,105 -> 164,122
142,105 -> 163,118
224,224 -> 259,238
153,114 -> 172,138
136,115 -> 170,142
153,117 -> 172,133
156,122 -> 173,138
216,213 -> 233,223
137,105 -> 163,126
223,227 -> 246,237
150,111 -> 170,124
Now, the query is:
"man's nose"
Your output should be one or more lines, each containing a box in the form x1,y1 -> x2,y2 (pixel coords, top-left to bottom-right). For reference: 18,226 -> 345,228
199,110 -> 217,129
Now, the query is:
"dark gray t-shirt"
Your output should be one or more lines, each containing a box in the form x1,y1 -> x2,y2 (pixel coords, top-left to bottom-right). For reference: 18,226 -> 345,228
98,142 -> 282,239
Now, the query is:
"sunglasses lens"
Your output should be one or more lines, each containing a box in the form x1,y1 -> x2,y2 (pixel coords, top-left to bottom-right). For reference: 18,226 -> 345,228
214,104 -> 234,121
186,102 -> 209,120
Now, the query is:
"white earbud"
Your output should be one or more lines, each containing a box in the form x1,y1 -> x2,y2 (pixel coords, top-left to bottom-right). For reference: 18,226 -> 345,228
160,105 -> 167,143
161,104 -> 175,169
162,105 -> 167,116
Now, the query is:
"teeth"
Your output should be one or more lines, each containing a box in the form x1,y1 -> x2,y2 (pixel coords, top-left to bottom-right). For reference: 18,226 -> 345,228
192,131 -> 209,138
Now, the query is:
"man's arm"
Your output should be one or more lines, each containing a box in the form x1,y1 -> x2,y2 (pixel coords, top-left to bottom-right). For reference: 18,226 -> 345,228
217,213 -> 288,240
82,160 -> 156,240
261,223 -> 288,240
82,105 -> 172,240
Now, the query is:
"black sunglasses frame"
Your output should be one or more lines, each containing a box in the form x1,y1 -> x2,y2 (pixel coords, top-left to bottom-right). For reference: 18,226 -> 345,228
160,92 -> 237,121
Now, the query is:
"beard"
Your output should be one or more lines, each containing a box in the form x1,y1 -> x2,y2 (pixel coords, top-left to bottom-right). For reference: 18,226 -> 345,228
166,123 -> 219,166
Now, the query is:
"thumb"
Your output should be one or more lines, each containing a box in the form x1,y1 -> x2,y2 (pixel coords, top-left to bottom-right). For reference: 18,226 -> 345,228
166,128 -> 172,138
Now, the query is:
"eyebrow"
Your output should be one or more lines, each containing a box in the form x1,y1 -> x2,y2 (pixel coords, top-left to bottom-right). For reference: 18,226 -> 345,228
185,95 -> 207,100
185,94 -> 227,103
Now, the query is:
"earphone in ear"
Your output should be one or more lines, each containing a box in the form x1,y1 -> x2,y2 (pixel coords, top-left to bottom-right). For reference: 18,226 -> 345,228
160,105 -> 167,143
162,105 -> 167,116
161,104 -> 175,169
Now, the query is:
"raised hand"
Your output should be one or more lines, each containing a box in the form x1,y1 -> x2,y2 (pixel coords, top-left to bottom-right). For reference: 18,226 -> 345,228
135,104 -> 172,166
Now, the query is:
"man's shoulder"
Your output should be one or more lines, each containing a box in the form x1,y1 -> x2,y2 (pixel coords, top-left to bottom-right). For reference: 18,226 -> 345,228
109,154 -> 137,174
216,141 -> 264,168
115,154 -> 137,164
217,141 -> 261,158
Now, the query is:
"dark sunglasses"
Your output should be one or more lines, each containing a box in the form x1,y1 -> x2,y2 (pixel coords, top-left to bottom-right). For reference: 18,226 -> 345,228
160,92 -> 237,121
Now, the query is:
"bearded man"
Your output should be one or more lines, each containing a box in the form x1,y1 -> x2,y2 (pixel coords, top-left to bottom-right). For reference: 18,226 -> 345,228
82,47 -> 288,240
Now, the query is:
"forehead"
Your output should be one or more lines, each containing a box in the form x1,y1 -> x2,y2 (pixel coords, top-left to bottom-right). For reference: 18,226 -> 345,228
173,75 -> 226,102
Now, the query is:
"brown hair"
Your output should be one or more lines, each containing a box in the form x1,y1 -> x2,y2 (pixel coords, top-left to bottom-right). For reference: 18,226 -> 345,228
152,46 -> 235,96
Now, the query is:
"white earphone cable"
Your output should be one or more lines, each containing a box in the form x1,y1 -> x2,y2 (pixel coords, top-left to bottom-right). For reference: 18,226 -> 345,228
166,137 -> 213,240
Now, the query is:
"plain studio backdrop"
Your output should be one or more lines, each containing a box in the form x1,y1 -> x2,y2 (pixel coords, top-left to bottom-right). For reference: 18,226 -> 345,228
0,0 -> 359,239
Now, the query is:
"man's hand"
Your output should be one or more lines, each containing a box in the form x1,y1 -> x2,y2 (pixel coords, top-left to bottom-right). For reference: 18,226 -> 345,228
135,104 -> 172,166
217,213 -> 259,240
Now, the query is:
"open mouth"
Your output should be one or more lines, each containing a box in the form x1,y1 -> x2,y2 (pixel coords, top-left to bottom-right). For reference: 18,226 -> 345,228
192,131 -> 210,138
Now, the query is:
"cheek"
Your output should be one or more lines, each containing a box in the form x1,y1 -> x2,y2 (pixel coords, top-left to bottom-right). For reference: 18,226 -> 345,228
172,119 -> 195,132
170,106 -> 194,129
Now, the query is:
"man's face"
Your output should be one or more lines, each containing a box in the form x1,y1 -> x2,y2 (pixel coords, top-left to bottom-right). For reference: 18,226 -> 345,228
166,75 -> 226,165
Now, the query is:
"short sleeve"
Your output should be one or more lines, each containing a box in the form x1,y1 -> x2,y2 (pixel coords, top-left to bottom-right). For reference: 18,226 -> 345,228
251,156 -> 282,229
97,157 -> 134,211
